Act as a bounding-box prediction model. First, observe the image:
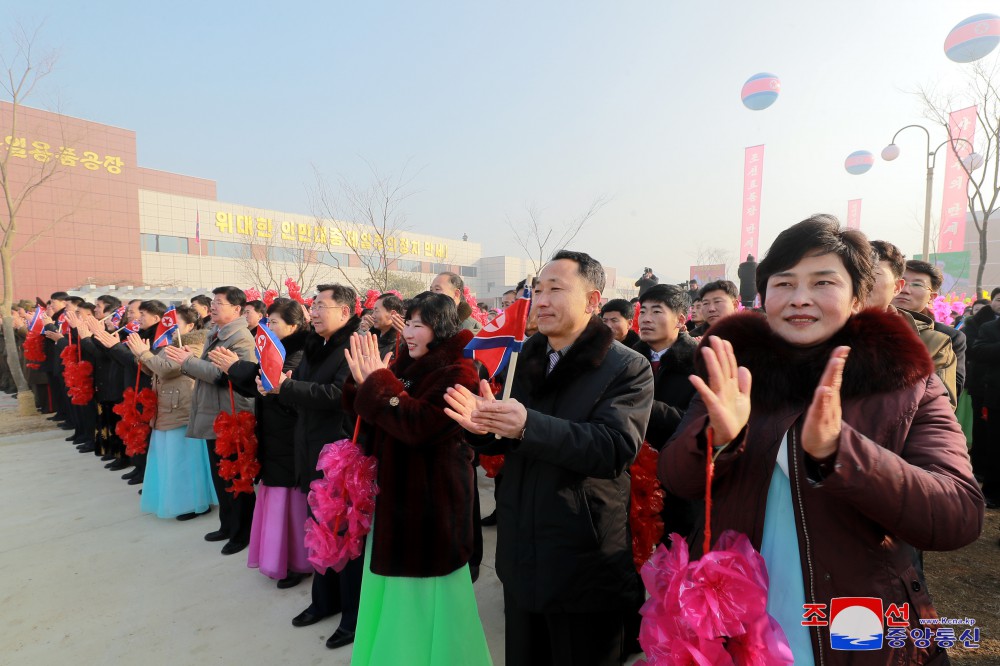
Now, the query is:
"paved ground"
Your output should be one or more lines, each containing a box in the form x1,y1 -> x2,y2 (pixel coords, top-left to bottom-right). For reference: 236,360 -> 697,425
0,405 -> 507,665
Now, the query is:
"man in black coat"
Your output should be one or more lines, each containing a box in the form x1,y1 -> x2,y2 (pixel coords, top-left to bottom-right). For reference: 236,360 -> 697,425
446,250 -> 654,666
600,298 -> 640,348
737,253 -> 758,307
264,284 -> 362,650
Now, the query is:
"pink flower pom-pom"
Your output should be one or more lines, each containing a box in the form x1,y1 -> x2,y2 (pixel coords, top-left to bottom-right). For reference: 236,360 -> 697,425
305,438 -> 379,573
363,289 -> 381,309
244,287 -> 262,301
262,289 -> 279,307
639,530 -> 791,665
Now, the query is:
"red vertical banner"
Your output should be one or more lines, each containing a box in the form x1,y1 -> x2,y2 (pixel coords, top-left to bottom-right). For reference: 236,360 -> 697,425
938,106 -> 977,253
741,145 -> 765,257
846,199 -> 862,230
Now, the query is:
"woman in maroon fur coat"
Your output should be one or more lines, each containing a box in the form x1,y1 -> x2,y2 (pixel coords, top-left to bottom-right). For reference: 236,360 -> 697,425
343,291 -> 492,666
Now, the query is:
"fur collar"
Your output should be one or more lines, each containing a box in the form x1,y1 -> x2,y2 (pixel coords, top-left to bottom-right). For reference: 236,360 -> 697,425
392,329 -> 474,381
697,309 -> 934,411
520,316 -> 614,396
281,328 -> 309,357
304,316 -> 360,365
173,327 -> 208,349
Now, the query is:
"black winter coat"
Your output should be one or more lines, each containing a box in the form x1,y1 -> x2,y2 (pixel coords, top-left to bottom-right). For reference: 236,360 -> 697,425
277,318 -> 359,492
471,317 -> 654,613
80,336 -> 126,403
962,306 -> 998,398
228,328 -> 308,488
972,318 -> 1000,409
631,333 -> 697,449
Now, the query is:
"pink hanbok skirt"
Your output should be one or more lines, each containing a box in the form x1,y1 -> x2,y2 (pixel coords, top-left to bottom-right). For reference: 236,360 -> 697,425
247,484 -> 311,579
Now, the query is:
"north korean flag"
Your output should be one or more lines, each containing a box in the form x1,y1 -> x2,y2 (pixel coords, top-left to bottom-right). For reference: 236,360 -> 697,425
110,305 -> 126,326
254,321 -> 287,391
153,307 -> 179,349
464,285 -> 531,379
28,306 -> 45,335
125,319 -> 141,333
57,313 -> 70,336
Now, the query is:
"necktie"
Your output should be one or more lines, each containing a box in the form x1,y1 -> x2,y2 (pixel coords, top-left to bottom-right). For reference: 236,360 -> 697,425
651,359 -> 661,375
547,350 -> 560,375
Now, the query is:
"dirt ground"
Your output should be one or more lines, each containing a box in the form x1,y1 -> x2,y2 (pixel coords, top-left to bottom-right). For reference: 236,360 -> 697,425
0,397 -> 57,436
925,507 -> 1000,664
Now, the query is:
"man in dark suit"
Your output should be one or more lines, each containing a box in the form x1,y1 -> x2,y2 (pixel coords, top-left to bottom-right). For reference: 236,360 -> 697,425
446,250 -> 654,666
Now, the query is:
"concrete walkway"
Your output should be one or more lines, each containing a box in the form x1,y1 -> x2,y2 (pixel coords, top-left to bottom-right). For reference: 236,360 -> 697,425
0,420 -> 507,665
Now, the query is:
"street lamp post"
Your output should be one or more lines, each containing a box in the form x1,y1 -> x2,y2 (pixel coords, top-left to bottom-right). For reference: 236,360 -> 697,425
881,124 -> 979,259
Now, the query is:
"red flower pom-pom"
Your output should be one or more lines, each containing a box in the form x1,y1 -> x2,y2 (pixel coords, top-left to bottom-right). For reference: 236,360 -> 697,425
630,442 -> 665,570
262,289 -> 279,307
479,454 -> 505,479
23,332 -> 46,369
285,278 -> 305,305
244,287 -> 262,302
113,387 -> 156,455
212,405 -> 258,497
363,289 -> 381,309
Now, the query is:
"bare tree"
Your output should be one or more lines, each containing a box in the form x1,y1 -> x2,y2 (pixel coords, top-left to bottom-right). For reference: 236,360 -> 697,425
691,245 -> 735,281
233,224 -> 332,295
310,160 -> 417,294
0,26 -> 60,413
918,55 -> 1000,293
506,197 -> 609,276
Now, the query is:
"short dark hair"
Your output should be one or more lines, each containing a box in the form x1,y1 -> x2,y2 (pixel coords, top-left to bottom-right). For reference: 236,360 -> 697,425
502,289 -> 517,297
974,298 -> 991,306
757,214 -> 874,306
315,284 -> 357,308
212,286 -> 247,311
600,298 -> 633,320
175,305 -> 201,327
50,291 -> 69,301
97,295 -> 122,311
77,302 -> 96,314
66,296 -> 85,307
376,293 -> 404,315
698,280 -> 739,302
244,300 -> 266,315
550,250 -> 606,292
435,271 -> 464,293
127,299 -> 142,307
266,297 -> 307,331
639,284 -> 691,317
871,240 -> 906,279
191,294 -> 212,309
138,300 -> 168,317
405,291 -> 462,348
991,287 -> 1000,301
905,260 -> 943,292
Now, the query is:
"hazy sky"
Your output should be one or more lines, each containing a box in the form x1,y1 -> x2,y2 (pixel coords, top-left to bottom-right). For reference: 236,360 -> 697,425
6,0 -> 994,281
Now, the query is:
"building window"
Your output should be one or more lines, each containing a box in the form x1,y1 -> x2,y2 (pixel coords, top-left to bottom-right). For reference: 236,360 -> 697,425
140,233 -> 157,252
317,250 -> 350,266
460,265 -> 477,277
431,263 -> 450,274
141,234 -> 189,254
396,259 -> 422,272
269,247 -> 303,263
209,240 -> 243,259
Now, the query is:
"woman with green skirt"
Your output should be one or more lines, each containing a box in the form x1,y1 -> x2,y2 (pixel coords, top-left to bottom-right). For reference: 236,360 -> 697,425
343,291 -> 492,666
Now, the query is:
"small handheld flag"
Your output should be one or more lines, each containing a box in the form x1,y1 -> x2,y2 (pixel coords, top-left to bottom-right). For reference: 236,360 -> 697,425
254,322 -> 287,391
57,313 -> 70,336
153,307 -> 179,349
28,306 -> 45,335
110,306 -> 126,326
632,301 -> 641,333
464,285 -> 531,379
124,319 -> 141,334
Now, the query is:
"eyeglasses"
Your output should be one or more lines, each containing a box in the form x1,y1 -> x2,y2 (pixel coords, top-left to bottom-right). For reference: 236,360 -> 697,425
309,303 -> 342,312
901,281 -> 930,291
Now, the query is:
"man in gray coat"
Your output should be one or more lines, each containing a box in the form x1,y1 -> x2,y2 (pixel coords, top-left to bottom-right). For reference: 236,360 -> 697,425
164,286 -> 257,555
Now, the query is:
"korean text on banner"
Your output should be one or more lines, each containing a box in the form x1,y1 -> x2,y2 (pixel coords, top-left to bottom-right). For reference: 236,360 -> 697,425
741,145 -> 765,257
939,106 -> 978,253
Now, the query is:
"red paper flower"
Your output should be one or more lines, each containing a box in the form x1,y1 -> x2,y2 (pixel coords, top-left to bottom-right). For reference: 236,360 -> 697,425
262,289 -> 279,307
630,442 -> 665,569
285,278 -> 306,305
243,287 -> 262,302
112,387 -> 156,455
23,332 -> 45,369
363,289 -> 381,309
212,407 -> 258,497
479,454 -> 505,479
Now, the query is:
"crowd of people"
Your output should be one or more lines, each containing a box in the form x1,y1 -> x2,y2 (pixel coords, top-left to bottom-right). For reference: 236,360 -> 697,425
0,214 -> 993,665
